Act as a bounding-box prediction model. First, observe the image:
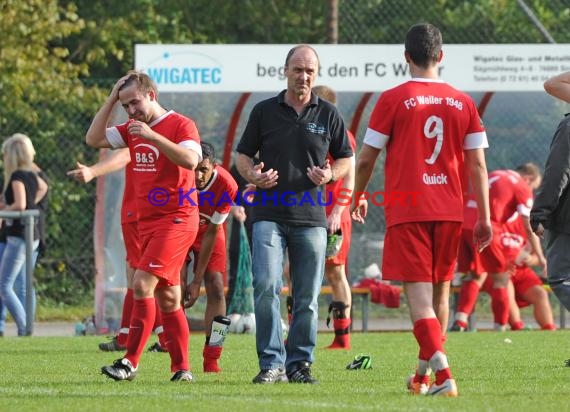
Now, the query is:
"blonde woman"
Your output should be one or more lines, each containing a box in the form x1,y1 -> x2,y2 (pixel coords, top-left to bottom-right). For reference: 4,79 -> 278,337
0,134 -> 47,336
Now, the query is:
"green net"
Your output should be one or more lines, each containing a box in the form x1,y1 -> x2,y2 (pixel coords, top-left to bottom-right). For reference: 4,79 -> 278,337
227,222 -> 254,314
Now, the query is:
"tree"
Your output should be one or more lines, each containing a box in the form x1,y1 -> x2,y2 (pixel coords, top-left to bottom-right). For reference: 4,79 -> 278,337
337,0 -> 570,44
1,0 -> 106,305
61,0 -> 329,79
0,0 -> 94,130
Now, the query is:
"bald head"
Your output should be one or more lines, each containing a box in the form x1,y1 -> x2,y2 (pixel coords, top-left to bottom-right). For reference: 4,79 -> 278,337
285,44 -> 320,68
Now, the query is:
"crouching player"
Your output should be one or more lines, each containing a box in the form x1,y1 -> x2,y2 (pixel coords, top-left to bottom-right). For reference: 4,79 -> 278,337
482,215 -> 555,331
183,142 -> 238,372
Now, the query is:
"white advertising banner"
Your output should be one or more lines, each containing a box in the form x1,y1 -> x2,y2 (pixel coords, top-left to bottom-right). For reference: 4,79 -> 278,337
135,44 -> 570,93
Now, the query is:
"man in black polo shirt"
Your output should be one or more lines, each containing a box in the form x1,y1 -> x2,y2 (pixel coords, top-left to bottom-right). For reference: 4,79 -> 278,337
236,44 -> 353,384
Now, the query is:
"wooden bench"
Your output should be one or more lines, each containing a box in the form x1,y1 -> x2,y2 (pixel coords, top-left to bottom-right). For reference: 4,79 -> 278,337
107,283 -> 566,332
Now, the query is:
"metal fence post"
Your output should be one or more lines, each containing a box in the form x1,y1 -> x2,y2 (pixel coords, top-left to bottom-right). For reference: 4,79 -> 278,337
0,210 -> 40,336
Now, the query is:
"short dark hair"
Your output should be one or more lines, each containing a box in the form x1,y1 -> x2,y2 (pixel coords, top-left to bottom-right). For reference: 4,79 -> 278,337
405,23 -> 442,69
119,70 -> 158,96
201,141 -> 216,162
312,85 -> 337,105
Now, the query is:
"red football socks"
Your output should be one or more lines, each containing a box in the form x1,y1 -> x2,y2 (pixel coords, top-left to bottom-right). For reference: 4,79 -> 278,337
510,320 -> 525,331
116,288 -> 134,347
457,280 -> 480,315
413,318 -> 452,385
326,318 -> 351,349
162,308 -> 190,372
153,302 -> 167,350
203,345 -> 223,373
491,287 -> 509,326
124,297 -> 155,368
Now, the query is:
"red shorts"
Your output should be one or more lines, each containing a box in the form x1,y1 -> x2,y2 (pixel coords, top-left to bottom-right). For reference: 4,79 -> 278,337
382,221 -> 461,283
122,221 -> 141,268
481,266 -> 542,308
138,228 -> 197,287
478,223 -> 524,273
189,229 -> 227,275
326,219 -> 352,266
457,228 -> 485,275
512,266 -> 543,308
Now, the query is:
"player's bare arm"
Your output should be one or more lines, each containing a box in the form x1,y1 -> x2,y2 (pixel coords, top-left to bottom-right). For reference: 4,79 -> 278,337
184,223 -> 222,309
231,205 -> 246,223
544,71 -> 570,103
67,148 -> 130,183
521,215 -> 547,271
351,144 -> 381,223
85,75 -> 131,149
236,153 -> 278,189
464,148 -> 492,251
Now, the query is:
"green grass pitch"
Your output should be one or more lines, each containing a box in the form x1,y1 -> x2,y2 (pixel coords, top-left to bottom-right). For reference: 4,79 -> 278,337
0,330 -> 568,411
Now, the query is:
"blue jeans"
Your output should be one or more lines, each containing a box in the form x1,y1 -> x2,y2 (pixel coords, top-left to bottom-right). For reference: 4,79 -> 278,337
0,243 -> 39,333
0,237 -> 39,335
251,221 -> 326,371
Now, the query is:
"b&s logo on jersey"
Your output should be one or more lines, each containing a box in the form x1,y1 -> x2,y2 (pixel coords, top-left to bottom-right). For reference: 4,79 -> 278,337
500,232 -> 524,249
133,143 -> 159,173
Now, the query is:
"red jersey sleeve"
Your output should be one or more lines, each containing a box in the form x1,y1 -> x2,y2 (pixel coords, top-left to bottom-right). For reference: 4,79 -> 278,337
463,97 -> 487,150
363,92 -> 397,149
212,167 -> 238,223
174,116 -> 202,158
107,122 -> 130,148
513,180 -> 534,217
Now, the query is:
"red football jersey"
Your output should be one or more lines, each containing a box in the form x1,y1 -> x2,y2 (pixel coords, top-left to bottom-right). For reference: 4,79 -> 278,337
502,212 -> 527,249
120,166 -> 138,224
107,110 -> 201,233
487,169 -> 533,224
197,165 -> 238,237
325,129 -> 357,221
364,79 -> 488,227
503,212 -> 527,240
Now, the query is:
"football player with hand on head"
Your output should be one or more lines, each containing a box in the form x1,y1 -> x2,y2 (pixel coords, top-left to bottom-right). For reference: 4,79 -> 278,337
86,71 -> 202,383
